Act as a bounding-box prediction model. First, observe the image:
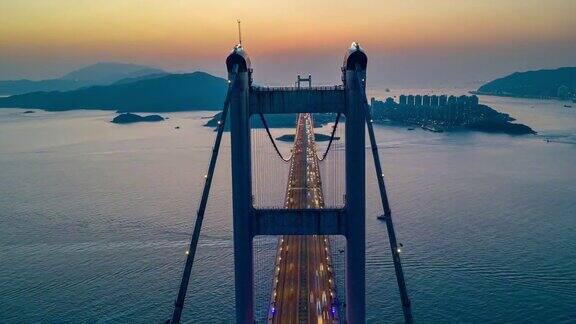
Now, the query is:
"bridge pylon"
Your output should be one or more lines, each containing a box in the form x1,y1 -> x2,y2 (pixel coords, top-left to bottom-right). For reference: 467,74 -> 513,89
342,43 -> 368,323
227,44 -> 255,324
227,42 -> 370,323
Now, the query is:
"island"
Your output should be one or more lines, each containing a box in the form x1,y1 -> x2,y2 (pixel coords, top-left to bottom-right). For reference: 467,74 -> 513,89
111,113 -> 165,124
471,67 -> 576,101
276,133 -> 339,142
370,94 -> 536,135
204,112 -> 340,130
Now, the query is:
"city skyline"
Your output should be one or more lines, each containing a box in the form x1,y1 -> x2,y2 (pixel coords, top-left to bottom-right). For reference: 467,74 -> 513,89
1,0 -> 575,86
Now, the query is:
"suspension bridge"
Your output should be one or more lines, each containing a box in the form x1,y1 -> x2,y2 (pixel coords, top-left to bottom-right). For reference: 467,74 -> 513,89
169,43 -> 412,323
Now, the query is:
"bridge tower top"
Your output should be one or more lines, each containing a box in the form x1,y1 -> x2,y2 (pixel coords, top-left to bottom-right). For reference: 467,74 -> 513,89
343,42 -> 367,71
226,44 -> 253,85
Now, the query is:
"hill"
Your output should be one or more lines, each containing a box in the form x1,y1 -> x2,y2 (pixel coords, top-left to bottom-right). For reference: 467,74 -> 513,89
0,62 -> 166,95
111,113 -> 165,124
61,62 -> 165,84
0,72 -> 227,112
111,73 -> 170,85
473,67 -> 576,99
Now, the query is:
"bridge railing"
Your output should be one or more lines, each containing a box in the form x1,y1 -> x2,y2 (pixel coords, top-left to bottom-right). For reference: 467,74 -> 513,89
251,85 -> 343,91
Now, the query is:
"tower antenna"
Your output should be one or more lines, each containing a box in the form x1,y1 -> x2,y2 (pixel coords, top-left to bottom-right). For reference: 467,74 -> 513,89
237,20 -> 242,45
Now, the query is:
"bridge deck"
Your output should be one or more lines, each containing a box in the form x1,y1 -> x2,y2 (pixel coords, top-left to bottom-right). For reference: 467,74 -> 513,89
268,114 -> 339,323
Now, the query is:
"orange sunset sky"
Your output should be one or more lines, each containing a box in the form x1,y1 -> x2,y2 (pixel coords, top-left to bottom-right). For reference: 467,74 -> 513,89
1,0 -> 575,86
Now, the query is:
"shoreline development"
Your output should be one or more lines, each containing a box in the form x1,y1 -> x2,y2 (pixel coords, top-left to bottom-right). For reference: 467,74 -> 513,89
370,94 -> 535,135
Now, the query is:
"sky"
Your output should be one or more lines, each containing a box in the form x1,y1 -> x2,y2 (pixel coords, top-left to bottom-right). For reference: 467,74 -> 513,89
1,0 -> 575,87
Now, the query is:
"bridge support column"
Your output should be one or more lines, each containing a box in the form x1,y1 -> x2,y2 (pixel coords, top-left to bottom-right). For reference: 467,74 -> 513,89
343,43 -> 367,323
227,46 -> 254,324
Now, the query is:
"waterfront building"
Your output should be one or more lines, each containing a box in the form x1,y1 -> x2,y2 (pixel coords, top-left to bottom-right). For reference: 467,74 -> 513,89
423,95 -> 431,106
457,95 -> 468,107
439,95 -> 447,106
447,96 -> 457,123
407,95 -> 415,106
415,95 -> 422,106
399,95 -> 407,105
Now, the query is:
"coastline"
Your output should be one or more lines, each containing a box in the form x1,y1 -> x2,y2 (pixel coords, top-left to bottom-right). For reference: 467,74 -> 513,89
470,90 -> 575,102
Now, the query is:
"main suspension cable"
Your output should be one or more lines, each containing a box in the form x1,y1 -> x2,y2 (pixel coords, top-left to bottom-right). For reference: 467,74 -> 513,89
317,113 -> 342,161
258,113 -> 292,162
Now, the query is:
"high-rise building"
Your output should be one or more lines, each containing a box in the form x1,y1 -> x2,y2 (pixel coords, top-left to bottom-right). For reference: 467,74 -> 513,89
415,95 -> 422,106
399,95 -> 407,105
457,95 -> 468,107
423,95 -> 431,106
407,95 -> 415,106
439,95 -> 447,106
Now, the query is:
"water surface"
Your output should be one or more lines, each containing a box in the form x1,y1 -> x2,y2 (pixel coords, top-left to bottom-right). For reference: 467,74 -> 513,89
0,92 -> 575,323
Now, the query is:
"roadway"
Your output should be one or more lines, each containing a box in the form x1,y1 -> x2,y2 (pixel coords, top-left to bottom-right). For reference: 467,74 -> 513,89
268,113 -> 339,324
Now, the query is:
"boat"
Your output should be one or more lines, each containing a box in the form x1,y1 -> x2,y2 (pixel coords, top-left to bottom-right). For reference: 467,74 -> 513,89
377,214 -> 389,221
407,127 -> 415,130
421,124 -> 444,133
385,88 -> 390,92
564,104 -> 572,108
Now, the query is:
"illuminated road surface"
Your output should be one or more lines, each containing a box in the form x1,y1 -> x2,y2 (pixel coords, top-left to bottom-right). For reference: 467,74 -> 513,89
269,113 -> 339,324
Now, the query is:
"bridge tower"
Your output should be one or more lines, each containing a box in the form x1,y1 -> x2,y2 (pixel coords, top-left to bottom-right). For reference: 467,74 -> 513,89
227,43 -> 369,323
170,42 -> 411,324
342,44 -> 367,322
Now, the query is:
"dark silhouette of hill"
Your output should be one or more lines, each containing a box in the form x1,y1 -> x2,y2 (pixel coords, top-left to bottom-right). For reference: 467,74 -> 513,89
0,72 -> 227,112
474,67 -> 576,98
111,113 -> 165,124
112,73 -> 170,85
0,62 -> 166,95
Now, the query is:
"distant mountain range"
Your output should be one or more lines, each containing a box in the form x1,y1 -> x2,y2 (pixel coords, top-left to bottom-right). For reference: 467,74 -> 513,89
0,62 -> 166,95
0,72 -> 227,112
60,62 -> 165,84
473,67 -> 576,99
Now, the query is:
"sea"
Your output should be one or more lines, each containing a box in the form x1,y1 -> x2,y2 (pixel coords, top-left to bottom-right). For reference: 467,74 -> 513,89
0,87 -> 575,323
